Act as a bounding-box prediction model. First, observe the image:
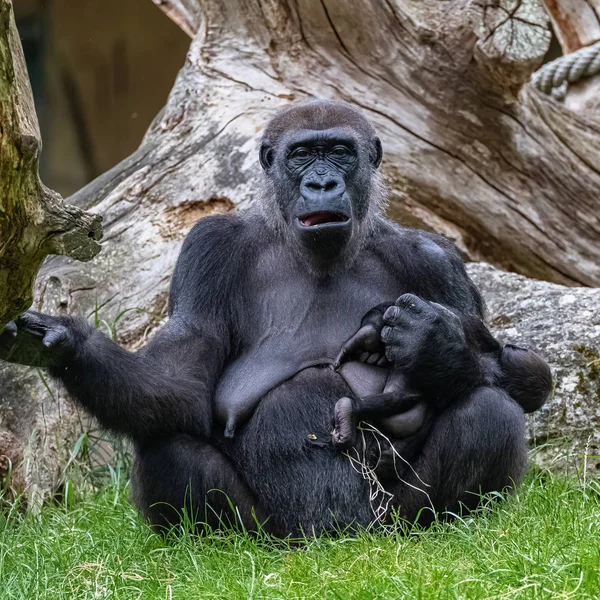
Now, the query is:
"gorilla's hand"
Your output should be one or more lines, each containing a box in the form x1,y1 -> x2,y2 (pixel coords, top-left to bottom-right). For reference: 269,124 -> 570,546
333,324 -> 388,370
0,311 -> 79,368
381,294 -> 481,397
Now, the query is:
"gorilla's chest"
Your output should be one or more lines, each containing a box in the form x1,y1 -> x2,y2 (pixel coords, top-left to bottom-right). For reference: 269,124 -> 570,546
213,251 -> 402,427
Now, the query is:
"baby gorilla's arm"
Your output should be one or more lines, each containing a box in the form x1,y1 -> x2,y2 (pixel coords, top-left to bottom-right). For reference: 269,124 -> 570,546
333,302 -> 393,369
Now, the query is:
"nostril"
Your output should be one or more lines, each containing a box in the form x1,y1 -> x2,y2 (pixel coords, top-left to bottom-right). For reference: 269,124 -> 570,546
303,179 -> 343,194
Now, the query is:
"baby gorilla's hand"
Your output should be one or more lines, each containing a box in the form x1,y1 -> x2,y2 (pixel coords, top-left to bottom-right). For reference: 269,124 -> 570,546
333,303 -> 393,370
333,325 -> 388,369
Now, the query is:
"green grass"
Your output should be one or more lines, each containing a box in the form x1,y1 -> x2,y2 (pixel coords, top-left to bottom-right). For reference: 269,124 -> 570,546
0,469 -> 599,599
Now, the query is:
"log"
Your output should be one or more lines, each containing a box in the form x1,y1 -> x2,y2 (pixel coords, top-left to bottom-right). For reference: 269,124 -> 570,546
149,0 -> 202,37
0,0 -> 102,326
3,0 -> 600,501
69,0 -> 600,287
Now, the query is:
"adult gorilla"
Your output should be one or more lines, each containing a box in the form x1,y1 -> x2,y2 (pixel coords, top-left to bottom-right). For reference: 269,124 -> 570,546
0,101 -> 551,536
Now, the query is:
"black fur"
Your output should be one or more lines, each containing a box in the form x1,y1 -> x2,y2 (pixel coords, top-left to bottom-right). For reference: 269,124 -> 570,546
0,100 -> 552,536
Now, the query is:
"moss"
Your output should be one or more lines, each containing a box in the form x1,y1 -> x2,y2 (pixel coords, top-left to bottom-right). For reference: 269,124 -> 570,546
490,314 -> 513,327
574,345 -> 600,402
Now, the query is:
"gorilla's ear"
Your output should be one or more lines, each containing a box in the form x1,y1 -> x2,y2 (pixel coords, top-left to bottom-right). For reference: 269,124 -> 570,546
259,143 -> 275,172
370,137 -> 383,169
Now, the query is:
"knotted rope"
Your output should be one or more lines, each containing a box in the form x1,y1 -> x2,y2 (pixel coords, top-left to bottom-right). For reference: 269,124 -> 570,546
531,40 -> 600,99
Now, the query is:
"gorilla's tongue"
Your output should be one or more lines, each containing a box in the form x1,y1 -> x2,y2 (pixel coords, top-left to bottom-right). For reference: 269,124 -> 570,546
301,212 -> 345,227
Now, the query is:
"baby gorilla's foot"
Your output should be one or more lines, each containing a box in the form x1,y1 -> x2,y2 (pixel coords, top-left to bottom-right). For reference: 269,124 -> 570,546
331,397 -> 356,450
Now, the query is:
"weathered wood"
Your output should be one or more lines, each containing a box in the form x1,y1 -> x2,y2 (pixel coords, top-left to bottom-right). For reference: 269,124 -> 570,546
544,0 -> 600,52
0,0 -> 102,326
73,0 -> 600,287
542,0 -> 600,113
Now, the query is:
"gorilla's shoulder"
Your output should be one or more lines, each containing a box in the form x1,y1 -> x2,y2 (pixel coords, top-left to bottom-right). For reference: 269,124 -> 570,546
376,219 -> 463,266
183,213 -> 247,248
170,213 -> 256,315
375,219 -> 482,314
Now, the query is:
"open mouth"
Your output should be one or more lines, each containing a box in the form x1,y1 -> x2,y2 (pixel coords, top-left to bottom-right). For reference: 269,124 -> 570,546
299,212 -> 350,227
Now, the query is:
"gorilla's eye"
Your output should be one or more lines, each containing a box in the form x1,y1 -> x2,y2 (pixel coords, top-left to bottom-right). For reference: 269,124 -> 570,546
290,147 -> 312,159
330,146 -> 350,158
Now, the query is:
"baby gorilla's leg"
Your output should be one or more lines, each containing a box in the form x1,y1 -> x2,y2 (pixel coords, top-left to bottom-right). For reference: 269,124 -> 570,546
331,373 -> 422,449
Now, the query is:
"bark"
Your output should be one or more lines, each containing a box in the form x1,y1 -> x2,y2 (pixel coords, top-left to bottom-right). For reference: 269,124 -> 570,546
3,0 -> 600,501
0,0 -> 102,326
71,0 -> 600,287
149,0 -> 202,37
0,0 -> 101,505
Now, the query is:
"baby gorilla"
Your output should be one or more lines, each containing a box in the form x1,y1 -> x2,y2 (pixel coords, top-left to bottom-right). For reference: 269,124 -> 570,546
331,294 -> 545,451
331,298 -> 423,449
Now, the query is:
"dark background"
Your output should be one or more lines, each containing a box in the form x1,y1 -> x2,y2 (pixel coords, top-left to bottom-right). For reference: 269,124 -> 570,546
16,0 -> 189,196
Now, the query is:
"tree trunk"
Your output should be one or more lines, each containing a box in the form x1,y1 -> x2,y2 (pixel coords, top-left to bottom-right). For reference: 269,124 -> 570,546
0,0 -> 102,326
544,0 -> 600,52
0,0 -> 102,505
3,0 -> 600,501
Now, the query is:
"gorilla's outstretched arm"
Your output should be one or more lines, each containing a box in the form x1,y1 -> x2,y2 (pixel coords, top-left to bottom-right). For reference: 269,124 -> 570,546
58,319 -> 223,440
0,215 -> 244,442
0,313 -> 220,441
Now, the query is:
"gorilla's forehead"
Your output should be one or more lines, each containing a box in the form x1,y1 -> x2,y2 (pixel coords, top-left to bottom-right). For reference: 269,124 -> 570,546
262,101 -> 378,144
281,126 -> 360,148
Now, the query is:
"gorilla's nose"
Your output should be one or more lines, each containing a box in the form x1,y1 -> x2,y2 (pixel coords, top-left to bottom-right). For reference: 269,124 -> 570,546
300,175 -> 345,204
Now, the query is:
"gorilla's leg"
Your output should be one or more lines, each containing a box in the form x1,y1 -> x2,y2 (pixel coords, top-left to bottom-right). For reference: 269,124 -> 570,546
132,436 -> 264,533
386,386 -> 527,526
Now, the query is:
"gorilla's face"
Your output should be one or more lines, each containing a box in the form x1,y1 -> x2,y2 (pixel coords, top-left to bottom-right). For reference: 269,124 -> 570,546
260,118 -> 382,257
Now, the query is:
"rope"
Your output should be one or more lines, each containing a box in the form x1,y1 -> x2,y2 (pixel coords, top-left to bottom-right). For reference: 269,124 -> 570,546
531,40 -> 600,100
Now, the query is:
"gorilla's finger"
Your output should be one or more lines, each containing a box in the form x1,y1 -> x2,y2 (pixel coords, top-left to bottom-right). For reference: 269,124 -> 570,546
366,352 -> 380,365
382,306 -> 414,328
382,305 -> 402,324
360,352 -> 370,362
381,325 -> 406,345
3,321 -> 17,337
394,293 -> 428,314
15,312 -> 48,337
381,325 -> 393,344
42,327 -> 68,349
377,355 -> 389,367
